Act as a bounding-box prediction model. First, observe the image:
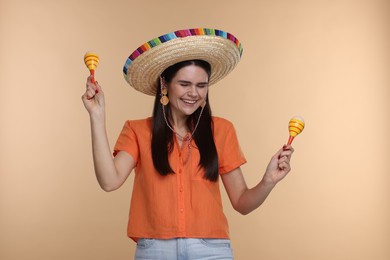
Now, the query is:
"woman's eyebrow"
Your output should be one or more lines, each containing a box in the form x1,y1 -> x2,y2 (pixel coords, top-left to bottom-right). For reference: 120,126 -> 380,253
177,80 -> 191,84
177,80 -> 209,85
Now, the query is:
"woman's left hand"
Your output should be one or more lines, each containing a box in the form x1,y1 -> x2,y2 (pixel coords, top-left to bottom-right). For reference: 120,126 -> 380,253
263,145 -> 294,185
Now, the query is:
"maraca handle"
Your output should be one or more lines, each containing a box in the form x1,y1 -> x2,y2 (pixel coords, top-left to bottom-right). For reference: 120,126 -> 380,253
287,136 -> 294,145
90,69 -> 95,83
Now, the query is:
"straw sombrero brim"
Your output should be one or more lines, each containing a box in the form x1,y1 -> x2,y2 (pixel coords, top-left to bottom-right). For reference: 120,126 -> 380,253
123,28 -> 243,96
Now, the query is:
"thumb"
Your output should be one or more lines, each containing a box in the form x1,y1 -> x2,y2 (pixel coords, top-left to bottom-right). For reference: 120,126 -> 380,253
274,147 -> 284,160
95,81 -> 103,94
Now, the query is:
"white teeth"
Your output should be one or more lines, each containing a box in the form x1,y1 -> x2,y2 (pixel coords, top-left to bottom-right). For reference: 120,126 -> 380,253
182,99 -> 197,104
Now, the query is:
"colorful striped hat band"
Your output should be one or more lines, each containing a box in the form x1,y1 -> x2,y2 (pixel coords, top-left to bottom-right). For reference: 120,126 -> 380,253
123,28 -> 243,96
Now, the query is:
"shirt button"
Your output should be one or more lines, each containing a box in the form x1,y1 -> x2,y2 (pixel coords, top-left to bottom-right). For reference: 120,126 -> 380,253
180,209 -> 184,213
179,169 -> 182,174
179,188 -> 183,192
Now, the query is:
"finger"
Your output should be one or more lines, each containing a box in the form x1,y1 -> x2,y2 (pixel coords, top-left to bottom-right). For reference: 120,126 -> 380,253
279,145 -> 294,159
94,81 -> 102,94
278,156 -> 290,165
86,85 -> 96,95
85,84 -> 95,95
84,87 -> 97,100
86,76 -> 99,90
279,151 -> 292,160
87,75 -> 95,83
275,147 -> 284,160
282,145 -> 293,153
283,144 -> 294,152
278,148 -> 289,159
85,77 -> 92,89
278,161 -> 291,172
82,91 -> 93,102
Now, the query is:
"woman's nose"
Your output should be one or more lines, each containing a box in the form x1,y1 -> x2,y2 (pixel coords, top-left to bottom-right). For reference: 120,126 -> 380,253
187,85 -> 198,97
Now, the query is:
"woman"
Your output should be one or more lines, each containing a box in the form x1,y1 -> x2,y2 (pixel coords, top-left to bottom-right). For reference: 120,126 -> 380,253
82,28 -> 294,260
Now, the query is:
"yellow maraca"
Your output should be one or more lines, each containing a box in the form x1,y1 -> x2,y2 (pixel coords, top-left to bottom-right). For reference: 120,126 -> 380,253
287,116 -> 305,145
84,51 -> 99,83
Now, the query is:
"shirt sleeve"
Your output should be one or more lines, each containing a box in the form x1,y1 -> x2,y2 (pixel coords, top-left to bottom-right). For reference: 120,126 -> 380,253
113,120 -> 139,164
215,118 -> 247,174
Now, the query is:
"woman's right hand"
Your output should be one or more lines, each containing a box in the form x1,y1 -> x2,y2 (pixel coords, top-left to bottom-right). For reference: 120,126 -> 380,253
81,76 -> 105,118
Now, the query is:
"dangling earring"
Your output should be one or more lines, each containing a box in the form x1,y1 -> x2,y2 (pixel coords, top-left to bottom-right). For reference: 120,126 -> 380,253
160,88 -> 169,106
160,77 -> 169,106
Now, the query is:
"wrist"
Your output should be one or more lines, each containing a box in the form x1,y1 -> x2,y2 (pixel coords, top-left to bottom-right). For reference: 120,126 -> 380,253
90,112 -> 106,125
260,176 -> 277,189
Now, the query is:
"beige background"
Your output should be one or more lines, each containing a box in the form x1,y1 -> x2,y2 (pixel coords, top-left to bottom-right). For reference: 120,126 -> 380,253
1,0 -> 389,259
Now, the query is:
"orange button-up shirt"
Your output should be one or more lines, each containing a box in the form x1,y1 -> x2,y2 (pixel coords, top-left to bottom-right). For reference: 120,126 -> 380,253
113,116 -> 246,241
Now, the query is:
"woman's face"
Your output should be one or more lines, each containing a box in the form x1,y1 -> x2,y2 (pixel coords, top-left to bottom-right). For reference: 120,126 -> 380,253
167,64 -> 209,119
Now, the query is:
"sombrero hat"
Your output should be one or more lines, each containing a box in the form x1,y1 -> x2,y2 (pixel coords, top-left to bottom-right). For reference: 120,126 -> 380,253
123,28 -> 243,96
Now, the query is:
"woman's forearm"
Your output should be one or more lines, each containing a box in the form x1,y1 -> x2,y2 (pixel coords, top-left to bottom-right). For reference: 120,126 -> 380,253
89,115 -> 121,191
235,179 -> 276,215
222,146 -> 293,215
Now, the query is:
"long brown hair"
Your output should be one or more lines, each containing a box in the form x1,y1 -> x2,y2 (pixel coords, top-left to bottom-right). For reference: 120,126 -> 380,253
151,60 -> 219,181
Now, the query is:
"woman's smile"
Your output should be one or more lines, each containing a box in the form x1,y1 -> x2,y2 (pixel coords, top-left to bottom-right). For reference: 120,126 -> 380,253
181,98 -> 198,105
167,65 -> 209,120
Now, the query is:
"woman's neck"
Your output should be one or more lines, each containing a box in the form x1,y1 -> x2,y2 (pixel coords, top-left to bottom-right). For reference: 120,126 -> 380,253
170,114 -> 189,135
